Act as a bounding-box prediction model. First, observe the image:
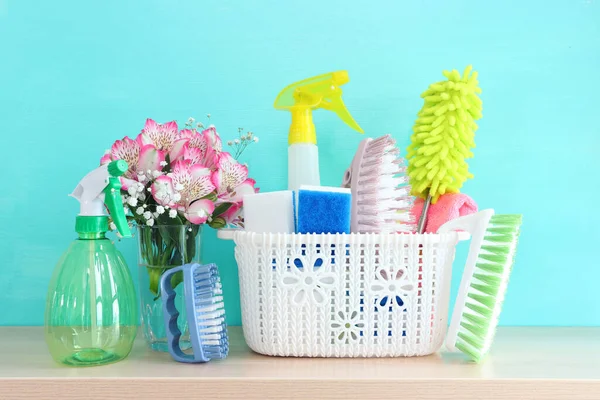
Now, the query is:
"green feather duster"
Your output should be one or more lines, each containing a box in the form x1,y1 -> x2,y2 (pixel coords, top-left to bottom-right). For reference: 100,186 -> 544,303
407,65 -> 482,204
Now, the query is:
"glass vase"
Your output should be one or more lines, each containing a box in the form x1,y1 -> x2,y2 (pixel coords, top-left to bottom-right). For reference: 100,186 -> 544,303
137,224 -> 202,352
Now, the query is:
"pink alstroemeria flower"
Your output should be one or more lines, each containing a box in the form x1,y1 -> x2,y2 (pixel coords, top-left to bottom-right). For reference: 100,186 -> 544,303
184,199 -> 216,225
178,127 -> 221,169
100,136 -> 142,190
169,137 -> 189,162
151,160 -> 216,224
222,202 -> 244,227
136,118 -> 188,164
100,153 -> 112,165
183,146 -> 218,170
178,128 -> 207,150
134,118 -> 186,172
202,126 -> 222,153
137,119 -> 179,152
211,152 -> 256,204
139,144 -> 165,173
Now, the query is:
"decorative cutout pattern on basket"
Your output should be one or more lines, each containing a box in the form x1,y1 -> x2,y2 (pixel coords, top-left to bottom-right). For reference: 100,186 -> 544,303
280,250 -> 337,305
331,310 -> 364,342
235,232 -> 459,357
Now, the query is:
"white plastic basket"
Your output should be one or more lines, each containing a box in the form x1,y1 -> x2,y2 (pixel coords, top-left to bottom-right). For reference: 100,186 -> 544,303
228,231 -> 466,357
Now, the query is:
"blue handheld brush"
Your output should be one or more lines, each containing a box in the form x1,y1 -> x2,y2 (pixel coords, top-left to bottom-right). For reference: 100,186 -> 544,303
161,263 -> 229,363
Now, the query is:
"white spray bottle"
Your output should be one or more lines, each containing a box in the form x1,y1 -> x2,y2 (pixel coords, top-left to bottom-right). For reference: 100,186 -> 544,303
274,71 -> 364,191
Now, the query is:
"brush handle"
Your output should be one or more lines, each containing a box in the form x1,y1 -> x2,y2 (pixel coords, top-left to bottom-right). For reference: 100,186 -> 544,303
161,266 -> 195,363
438,209 -> 495,352
348,138 -> 369,233
416,194 -> 432,233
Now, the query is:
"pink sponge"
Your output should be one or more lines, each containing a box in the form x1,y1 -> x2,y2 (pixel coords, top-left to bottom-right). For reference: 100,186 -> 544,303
411,193 -> 478,233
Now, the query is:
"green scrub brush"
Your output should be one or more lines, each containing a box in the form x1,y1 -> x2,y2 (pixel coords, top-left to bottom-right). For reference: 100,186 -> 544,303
407,65 -> 483,232
439,209 -> 523,363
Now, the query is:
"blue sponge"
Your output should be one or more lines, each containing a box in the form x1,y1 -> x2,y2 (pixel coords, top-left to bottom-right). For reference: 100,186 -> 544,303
297,186 -> 351,234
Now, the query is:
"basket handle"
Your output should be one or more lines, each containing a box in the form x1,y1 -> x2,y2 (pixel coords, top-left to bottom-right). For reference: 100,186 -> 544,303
160,265 -> 194,363
216,228 -> 238,241
437,209 -> 495,352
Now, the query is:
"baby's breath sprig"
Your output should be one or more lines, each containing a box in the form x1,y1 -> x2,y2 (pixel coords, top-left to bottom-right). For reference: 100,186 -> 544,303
184,116 -> 206,132
119,168 -> 184,227
228,128 -> 259,160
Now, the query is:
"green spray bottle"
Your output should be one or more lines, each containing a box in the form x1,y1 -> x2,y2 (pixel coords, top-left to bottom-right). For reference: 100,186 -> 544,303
45,160 -> 138,366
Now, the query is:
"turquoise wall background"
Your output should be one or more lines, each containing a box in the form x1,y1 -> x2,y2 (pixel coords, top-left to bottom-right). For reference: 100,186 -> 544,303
1,0 -> 598,326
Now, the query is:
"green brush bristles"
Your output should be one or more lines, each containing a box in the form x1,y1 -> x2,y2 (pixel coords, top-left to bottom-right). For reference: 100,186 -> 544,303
407,65 -> 483,203
456,214 -> 522,363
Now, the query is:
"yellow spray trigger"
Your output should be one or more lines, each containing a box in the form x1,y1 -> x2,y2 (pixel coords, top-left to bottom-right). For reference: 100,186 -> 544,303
274,71 -> 364,145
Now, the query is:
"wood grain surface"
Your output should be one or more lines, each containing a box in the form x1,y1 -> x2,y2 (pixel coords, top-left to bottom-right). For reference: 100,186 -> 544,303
0,327 -> 599,399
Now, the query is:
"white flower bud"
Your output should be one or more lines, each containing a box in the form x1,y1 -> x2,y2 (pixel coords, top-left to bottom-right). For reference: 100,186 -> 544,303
138,174 -> 146,182
227,141 -> 233,146
127,186 -> 138,196
136,207 -> 144,215
234,139 -> 240,144
169,209 -> 178,218
159,161 -> 168,167
127,197 -> 138,207
152,170 -> 162,178
109,222 -> 117,231
146,218 -> 155,227
156,206 -> 165,214
253,137 -> 259,143
173,193 -> 182,202
143,211 -> 152,220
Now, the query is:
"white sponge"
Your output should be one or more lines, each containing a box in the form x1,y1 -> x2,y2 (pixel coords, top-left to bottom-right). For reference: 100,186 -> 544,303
243,191 -> 296,233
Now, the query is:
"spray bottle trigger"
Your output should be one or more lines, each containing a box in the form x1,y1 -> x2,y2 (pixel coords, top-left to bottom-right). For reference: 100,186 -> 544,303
326,95 -> 364,134
104,176 -> 132,237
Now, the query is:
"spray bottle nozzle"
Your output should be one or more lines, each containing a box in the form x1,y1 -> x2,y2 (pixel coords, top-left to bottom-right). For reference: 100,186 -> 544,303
71,160 -> 132,238
107,159 -> 128,177
274,70 -> 364,145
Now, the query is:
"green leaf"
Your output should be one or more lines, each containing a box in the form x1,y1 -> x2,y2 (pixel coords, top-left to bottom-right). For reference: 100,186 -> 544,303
213,202 -> 233,217
184,225 -> 199,263
209,216 -> 226,229
171,248 -> 183,266
158,225 -> 174,245
202,191 -> 218,202
157,211 -> 184,226
170,270 -> 183,290
162,154 -> 172,174
147,267 -> 165,297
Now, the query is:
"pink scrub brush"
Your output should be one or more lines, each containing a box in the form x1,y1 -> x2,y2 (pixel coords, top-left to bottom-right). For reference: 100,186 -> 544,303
342,134 -> 416,233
